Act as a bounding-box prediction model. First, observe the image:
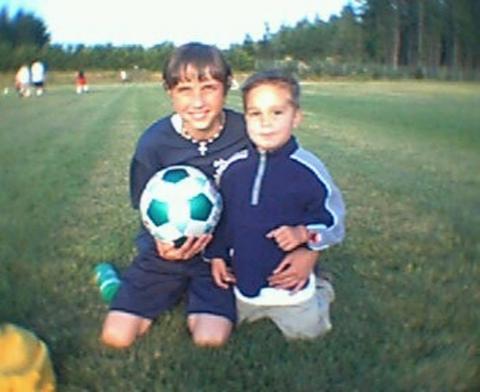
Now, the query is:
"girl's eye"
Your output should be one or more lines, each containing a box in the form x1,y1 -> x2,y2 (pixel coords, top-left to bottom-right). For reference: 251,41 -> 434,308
203,84 -> 217,92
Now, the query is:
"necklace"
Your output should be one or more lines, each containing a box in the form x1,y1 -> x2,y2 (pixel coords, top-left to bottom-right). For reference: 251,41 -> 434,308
182,113 -> 225,156
183,129 -> 221,156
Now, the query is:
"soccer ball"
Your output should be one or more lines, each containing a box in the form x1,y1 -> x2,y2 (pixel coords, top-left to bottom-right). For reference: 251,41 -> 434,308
140,165 -> 222,247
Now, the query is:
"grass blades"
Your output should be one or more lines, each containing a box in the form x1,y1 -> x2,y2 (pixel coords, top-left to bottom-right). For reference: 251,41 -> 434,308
0,81 -> 479,391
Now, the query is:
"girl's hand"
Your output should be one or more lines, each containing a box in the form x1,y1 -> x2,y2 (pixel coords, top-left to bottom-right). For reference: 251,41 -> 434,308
155,234 -> 212,260
268,247 -> 318,293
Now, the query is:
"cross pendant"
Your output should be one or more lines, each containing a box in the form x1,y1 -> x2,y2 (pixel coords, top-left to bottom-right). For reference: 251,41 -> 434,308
198,142 -> 208,156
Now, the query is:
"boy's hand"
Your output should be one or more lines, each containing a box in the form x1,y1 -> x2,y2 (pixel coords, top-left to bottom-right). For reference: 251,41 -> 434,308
266,225 -> 308,251
211,258 -> 236,289
155,234 -> 212,261
268,247 -> 318,293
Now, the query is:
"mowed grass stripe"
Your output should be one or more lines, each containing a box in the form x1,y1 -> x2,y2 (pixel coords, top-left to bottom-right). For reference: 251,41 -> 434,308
53,84 -> 168,266
0,86 -> 159,321
1,86 -> 126,262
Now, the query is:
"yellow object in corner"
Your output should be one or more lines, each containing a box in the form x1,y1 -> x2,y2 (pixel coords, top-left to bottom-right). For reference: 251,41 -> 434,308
0,323 -> 56,392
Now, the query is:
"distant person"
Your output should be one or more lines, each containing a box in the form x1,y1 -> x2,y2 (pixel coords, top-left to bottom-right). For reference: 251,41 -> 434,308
206,70 -> 346,339
76,70 -> 89,94
15,64 -> 31,98
120,70 -> 128,83
230,78 -> 239,90
31,60 -> 46,96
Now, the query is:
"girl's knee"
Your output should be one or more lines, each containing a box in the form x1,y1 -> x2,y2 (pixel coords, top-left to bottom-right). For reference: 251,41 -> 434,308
192,329 -> 229,347
101,325 -> 136,349
190,317 -> 232,347
100,311 -> 151,349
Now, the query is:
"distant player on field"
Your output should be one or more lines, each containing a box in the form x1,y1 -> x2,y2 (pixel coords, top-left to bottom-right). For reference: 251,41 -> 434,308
120,70 -> 128,83
76,70 -> 89,94
31,60 -> 46,96
15,64 -> 31,98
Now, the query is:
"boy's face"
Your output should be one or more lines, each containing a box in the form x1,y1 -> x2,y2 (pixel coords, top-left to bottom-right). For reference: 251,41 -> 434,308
168,65 -> 226,138
244,83 -> 302,152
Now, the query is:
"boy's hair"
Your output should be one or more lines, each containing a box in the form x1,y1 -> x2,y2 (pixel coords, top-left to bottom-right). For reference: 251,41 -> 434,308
163,42 -> 232,93
241,69 -> 301,109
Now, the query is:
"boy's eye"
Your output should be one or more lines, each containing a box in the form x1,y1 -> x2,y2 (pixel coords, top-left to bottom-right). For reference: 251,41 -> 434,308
274,110 -> 284,115
247,111 -> 260,117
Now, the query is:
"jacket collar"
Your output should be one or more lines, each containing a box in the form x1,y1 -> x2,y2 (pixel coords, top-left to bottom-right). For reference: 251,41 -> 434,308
247,136 -> 298,158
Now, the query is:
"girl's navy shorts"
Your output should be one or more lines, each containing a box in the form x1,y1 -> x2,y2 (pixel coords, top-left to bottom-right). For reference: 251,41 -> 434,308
110,231 -> 236,323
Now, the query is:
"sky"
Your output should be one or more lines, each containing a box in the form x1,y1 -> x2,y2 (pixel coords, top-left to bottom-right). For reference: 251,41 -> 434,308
0,0 -> 349,48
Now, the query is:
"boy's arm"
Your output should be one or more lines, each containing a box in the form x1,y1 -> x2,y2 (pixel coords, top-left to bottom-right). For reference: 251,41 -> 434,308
291,149 -> 346,251
267,188 -> 345,253
303,172 -> 346,252
210,258 -> 236,289
203,172 -> 233,262
203,213 -> 231,262
268,156 -> 346,291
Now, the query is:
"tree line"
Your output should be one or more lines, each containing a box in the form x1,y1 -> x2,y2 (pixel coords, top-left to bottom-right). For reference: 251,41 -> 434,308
1,1 -> 479,80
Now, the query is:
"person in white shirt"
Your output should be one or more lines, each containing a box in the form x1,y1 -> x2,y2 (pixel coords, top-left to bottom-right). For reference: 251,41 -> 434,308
15,64 -> 31,98
31,60 -> 46,96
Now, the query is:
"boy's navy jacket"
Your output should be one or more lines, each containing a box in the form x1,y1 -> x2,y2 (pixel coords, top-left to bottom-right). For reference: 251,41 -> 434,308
205,137 -> 345,298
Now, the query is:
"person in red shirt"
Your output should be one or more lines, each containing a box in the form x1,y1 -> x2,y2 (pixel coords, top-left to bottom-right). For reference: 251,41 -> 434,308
76,70 -> 89,94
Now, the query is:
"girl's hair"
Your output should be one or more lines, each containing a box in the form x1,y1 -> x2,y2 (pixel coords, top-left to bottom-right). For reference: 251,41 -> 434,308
162,42 -> 232,93
241,69 -> 300,109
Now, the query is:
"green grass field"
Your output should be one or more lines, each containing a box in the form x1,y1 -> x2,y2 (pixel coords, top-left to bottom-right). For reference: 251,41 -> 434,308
1,81 -> 479,391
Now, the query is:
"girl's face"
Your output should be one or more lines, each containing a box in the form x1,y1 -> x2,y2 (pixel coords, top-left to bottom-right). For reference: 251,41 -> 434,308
244,83 -> 302,152
168,65 -> 226,139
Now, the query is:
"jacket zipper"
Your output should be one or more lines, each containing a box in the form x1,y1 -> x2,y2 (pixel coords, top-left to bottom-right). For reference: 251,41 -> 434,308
251,151 -> 267,206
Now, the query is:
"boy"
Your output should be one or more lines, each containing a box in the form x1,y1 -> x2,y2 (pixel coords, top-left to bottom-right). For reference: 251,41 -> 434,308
206,70 -> 346,339
101,44 -> 320,348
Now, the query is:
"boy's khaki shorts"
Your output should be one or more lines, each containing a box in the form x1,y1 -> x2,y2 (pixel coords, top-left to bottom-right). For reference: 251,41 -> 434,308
236,278 -> 335,339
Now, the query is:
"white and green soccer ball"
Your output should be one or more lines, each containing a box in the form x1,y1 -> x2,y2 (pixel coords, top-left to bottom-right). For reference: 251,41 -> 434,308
140,165 -> 223,247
